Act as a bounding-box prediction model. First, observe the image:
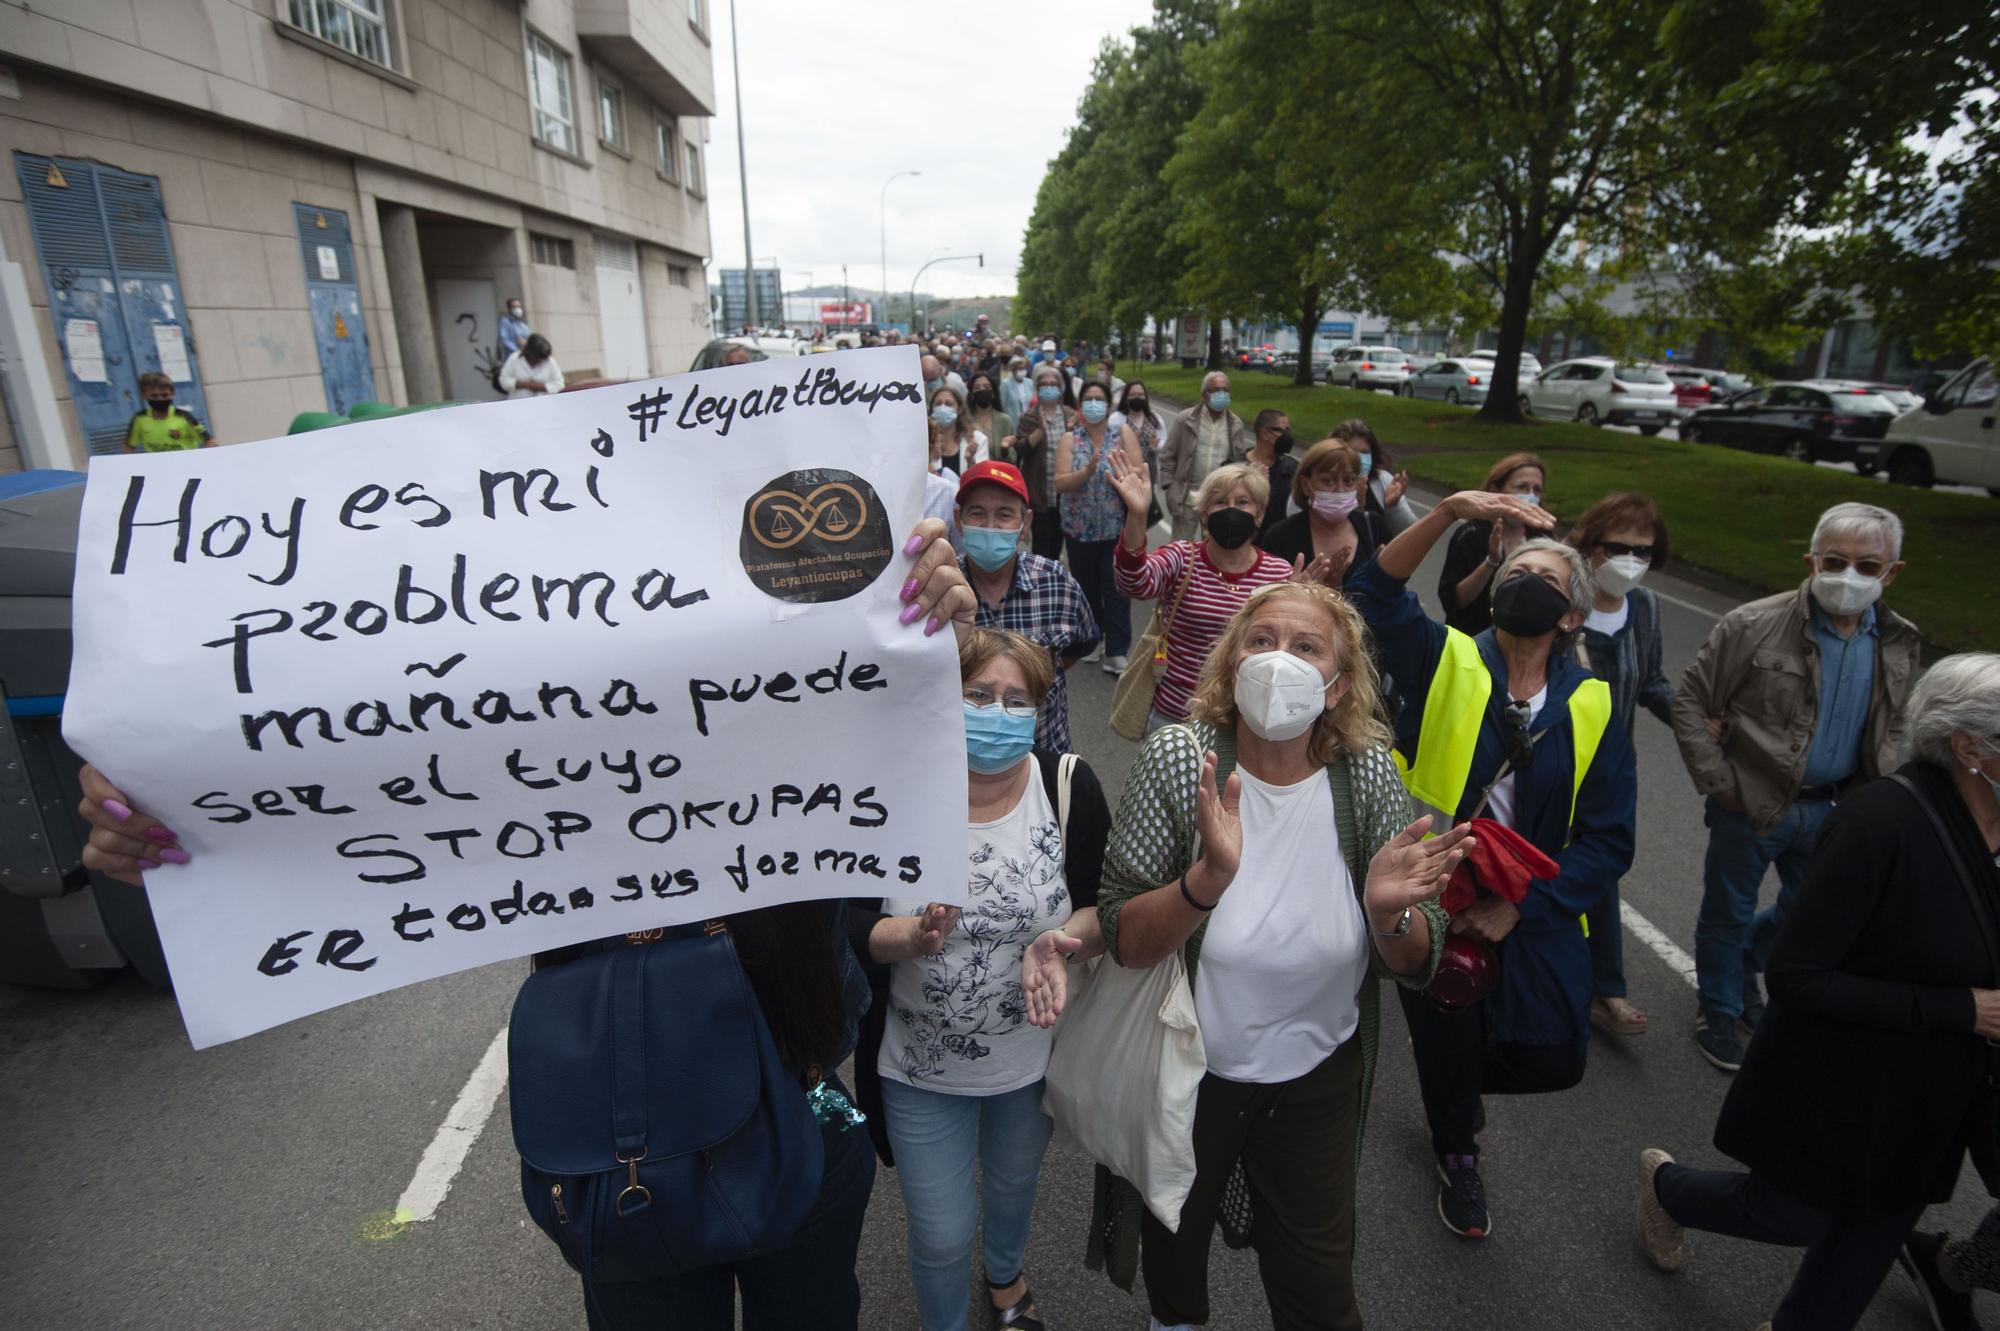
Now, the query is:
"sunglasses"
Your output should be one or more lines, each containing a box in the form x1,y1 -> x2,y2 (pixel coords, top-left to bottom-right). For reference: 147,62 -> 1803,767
1598,541 -> 1655,560
1501,699 -> 1537,772
1816,554 -> 1889,578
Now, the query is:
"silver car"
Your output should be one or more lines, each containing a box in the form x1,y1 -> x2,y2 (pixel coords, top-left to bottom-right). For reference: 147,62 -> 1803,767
1521,358 -> 1679,433
1325,345 -> 1410,391
1401,357 -> 1493,406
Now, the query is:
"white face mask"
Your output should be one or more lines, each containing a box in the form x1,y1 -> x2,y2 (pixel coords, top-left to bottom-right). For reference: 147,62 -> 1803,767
1811,565 -> 1883,617
1595,553 -> 1650,598
1234,650 -> 1332,742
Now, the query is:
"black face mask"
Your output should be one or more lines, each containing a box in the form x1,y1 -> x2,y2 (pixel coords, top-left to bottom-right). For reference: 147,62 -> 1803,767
1490,572 -> 1571,637
1128,398 -> 1148,414
1273,430 -> 1295,456
1205,507 -> 1257,550
969,389 -> 995,408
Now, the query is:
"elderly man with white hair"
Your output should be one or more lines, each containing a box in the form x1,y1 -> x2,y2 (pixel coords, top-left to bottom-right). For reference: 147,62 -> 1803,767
1671,501 -> 1921,1073
1157,369 -> 1252,541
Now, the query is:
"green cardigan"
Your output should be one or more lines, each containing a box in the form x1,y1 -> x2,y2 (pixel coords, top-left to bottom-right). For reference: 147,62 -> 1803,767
1087,721 -> 1449,1289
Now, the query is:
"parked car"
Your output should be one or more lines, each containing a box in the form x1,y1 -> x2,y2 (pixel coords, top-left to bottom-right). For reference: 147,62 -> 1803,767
1519,358 -> 1678,433
1859,382 -> 1923,414
1679,380 -> 1902,463
1462,350 -> 1543,386
1325,345 -> 1411,391
1665,365 -> 1755,413
1269,351 -> 1300,376
689,334 -> 808,371
1401,350 -> 1440,373
1870,357 -> 1999,491
1401,358 -> 1492,406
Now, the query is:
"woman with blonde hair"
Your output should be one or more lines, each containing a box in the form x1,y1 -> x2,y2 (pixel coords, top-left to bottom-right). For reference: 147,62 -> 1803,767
1086,581 -> 1470,1329
1104,459 -> 1295,737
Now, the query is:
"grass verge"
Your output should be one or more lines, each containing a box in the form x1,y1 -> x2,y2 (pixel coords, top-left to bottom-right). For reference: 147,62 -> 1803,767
1131,366 -> 1995,651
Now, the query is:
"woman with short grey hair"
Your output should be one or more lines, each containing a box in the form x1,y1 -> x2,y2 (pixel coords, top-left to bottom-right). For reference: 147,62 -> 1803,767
1637,653 -> 2000,1331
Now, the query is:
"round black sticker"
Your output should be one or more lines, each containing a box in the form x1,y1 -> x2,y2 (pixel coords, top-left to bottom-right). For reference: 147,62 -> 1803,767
739,467 -> 894,604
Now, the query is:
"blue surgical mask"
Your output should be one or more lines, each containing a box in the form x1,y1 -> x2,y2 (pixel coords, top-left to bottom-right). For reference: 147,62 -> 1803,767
1037,384 -> 1061,404
1081,400 -> 1109,424
1206,391 -> 1230,412
1517,492 -> 1540,506
1358,454 -> 1374,478
926,377 -> 944,395
961,523 -> 1020,572
931,405 -> 958,428
964,701 -> 1035,773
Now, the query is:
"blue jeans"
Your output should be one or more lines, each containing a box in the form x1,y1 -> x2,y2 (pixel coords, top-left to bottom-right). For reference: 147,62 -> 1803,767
583,1109 -> 877,1330
1694,797 -> 1834,1020
881,1077 -> 1055,1331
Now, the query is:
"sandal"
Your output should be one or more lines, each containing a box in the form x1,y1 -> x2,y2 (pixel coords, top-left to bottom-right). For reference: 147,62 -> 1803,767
1591,996 -> 1649,1036
991,1287 -> 1045,1330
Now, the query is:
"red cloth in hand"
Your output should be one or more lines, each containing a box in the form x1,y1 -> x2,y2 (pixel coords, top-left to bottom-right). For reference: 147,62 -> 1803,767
1439,818 -> 1561,916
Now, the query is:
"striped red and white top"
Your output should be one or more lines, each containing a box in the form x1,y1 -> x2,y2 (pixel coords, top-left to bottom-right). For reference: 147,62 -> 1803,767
1115,539 -> 1293,721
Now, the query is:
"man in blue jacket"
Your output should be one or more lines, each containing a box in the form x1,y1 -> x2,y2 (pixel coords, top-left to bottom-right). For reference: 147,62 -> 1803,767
1348,488 -> 1638,1241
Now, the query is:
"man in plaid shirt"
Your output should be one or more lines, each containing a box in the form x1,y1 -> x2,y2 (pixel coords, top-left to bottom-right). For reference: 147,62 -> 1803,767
954,461 -> 1099,753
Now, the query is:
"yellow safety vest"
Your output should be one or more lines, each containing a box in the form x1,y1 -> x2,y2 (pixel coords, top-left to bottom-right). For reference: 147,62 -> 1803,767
1393,629 -> 1612,934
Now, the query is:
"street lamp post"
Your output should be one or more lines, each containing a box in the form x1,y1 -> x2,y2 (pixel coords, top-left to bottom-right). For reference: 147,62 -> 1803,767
730,0 -> 756,330
909,253 -> 983,338
880,170 -> 920,327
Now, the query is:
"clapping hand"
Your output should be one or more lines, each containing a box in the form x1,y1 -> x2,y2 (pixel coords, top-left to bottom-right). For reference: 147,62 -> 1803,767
1363,815 -> 1473,927
1021,929 -> 1087,1027
1383,471 -> 1410,508
1289,552 -> 1335,586
1107,447 -> 1152,512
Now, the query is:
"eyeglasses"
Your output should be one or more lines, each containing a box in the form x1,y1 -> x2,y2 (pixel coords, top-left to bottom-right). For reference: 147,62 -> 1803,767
1598,541 -> 1655,560
1816,554 -> 1889,578
1501,700 -> 1537,772
963,688 -> 1037,719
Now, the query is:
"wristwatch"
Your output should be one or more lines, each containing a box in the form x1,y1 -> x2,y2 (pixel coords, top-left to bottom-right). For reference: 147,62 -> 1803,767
1373,905 -> 1414,938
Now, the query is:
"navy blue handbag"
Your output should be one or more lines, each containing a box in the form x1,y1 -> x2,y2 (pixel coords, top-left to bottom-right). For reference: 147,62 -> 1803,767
508,921 -> 825,1290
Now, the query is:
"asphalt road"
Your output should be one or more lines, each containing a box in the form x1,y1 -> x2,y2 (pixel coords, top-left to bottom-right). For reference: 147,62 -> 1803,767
1,486 -> 1989,1331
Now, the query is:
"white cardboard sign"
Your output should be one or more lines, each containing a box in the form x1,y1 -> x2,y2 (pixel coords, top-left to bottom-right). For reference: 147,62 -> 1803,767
63,346 -> 967,1048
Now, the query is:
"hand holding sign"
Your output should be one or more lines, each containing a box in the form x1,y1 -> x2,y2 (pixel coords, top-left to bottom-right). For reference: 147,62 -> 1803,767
64,347 -> 972,1048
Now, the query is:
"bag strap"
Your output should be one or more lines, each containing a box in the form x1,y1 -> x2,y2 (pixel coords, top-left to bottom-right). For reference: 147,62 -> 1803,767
1890,773 -> 2000,984
610,944 -> 649,1160
1156,544 -> 1197,638
1058,752 -> 1078,876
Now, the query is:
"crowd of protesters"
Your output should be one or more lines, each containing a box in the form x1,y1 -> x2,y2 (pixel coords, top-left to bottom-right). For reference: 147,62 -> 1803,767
73,334 -> 1999,1331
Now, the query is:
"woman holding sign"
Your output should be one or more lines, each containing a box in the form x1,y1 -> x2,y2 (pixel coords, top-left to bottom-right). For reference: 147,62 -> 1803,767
72,517 -> 978,1331
1087,581 -> 1466,1330
852,627 -> 1111,1331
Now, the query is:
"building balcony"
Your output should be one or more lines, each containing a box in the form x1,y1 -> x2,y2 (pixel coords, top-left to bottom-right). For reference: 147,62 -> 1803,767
575,0 -> 716,117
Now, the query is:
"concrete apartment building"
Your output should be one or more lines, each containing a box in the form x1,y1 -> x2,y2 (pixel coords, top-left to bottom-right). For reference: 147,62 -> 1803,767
0,0 -> 718,472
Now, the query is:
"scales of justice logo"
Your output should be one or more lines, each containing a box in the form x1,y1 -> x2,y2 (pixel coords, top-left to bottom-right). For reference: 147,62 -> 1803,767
739,467 -> 893,604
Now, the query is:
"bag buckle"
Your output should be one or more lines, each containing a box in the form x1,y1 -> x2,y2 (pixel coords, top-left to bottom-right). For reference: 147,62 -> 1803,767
615,1149 -> 651,1216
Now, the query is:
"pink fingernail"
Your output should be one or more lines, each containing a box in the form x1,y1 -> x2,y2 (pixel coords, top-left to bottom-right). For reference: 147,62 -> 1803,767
144,825 -> 179,845
103,799 -> 133,822
899,601 -> 924,625
137,859 -> 161,872
157,847 -> 192,865
903,534 -> 925,557
900,576 -> 921,602
924,615 -> 943,636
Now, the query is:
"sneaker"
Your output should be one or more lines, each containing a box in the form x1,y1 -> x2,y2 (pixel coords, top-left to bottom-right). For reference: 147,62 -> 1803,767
1101,654 -> 1129,674
1898,1230 -> 1979,1331
1081,644 -> 1105,664
1635,1148 -> 1684,1271
1740,976 -> 1766,1036
1435,1153 -> 1490,1238
1695,1009 -> 1745,1072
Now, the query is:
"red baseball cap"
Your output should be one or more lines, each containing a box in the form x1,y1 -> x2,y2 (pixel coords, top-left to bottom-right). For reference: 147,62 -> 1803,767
956,459 -> 1030,507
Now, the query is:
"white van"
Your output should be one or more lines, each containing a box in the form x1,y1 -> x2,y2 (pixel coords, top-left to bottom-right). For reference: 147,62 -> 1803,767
1868,358 -> 1998,493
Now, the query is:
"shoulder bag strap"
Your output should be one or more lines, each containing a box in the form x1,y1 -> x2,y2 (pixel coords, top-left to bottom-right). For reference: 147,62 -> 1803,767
1057,752 -> 1078,876
1890,773 -> 2000,984
1156,544 -> 1197,640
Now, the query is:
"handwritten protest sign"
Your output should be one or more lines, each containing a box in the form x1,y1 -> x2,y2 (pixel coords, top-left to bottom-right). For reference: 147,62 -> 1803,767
62,346 -> 967,1048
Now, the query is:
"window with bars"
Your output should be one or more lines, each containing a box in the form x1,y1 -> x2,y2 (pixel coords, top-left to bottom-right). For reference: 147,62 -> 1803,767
287,0 -> 392,68
654,119 -> 678,180
597,77 -> 626,151
531,233 -> 576,269
527,30 -> 577,154
685,140 -> 704,196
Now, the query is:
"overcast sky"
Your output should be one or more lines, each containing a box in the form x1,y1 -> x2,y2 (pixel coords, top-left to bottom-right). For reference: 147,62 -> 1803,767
700,0 -> 1159,301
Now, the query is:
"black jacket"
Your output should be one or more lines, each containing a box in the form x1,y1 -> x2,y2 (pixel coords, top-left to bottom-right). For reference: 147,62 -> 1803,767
1714,761 -> 2000,1214
847,750 -> 1111,1166
1257,507 -> 1385,585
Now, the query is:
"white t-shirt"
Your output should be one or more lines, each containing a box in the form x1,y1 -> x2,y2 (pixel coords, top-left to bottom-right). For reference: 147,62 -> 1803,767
881,770 -> 1071,1095
1484,684 -> 1549,829
1584,601 -> 1629,636
1192,768 -> 1367,1083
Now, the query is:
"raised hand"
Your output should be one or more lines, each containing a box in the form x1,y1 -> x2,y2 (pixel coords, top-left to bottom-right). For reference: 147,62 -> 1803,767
1363,816 -> 1473,926
1106,446 -> 1152,512
1190,749 -> 1243,898
1450,489 -> 1554,533
1021,928 -> 1086,1027
1384,471 -> 1410,508
1290,551 -> 1335,586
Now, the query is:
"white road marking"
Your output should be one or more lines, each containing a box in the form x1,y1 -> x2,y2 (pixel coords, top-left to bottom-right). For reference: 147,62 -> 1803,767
393,1025 -> 510,1225
1619,902 -> 1700,991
